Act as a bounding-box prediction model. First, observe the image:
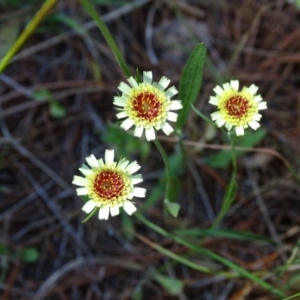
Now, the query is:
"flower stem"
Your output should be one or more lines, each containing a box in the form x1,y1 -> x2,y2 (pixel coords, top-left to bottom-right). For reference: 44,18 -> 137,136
154,139 -> 171,200
80,0 -> 132,79
211,131 -> 238,228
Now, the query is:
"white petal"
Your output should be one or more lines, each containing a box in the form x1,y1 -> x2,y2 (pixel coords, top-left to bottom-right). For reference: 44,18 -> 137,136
98,206 -> 109,220
116,111 -> 128,119
235,126 -> 244,136
145,127 -> 156,141
105,149 -> 114,164
82,200 -> 96,214
118,158 -> 130,170
248,120 -> 260,130
131,174 -> 143,184
209,96 -> 219,105
248,84 -> 258,94
134,126 -> 144,138
210,111 -> 222,121
72,175 -> 87,186
225,123 -> 233,131
253,114 -> 262,121
113,96 -> 126,107
215,119 -> 226,127
165,86 -> 178,98
222,82 -> 231,91
123,201 -> 137,215
169,100 -> 182,110
98,158 -> 104,167
167,111 -> 178,122
253,95 -> 263,103
79,164 -> 91,176
230,80 -> 239,91
157,76 -> 170,90
128,77 -> 138,88
121,118 -> 134,130
133,187 -> 146,198
126,161 -> 140,174
213,85 -> 224,96
76,187 -> 88,195
110,206 -> 120,217
86,154 -> 99,168
118,82 -> 132,94
161,122 -> 174,135
258,102 -> 267,110
143,71 -> 152,84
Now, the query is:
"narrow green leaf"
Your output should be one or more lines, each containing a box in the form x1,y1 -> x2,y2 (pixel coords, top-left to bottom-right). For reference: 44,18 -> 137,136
174,228 -> 272,242
80,0 -> 131,78
283,292 -> 300,300
177,43 -> 207,130
153,273 -> 184,296
82,207 -> 98,223
51,13 -> 89,37
135,213 -> 286,299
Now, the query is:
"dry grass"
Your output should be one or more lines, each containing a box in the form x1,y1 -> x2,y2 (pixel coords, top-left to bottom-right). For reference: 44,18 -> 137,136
0,0 -> 300,299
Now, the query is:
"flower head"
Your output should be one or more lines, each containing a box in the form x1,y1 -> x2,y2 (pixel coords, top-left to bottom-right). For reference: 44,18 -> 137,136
114,71 -> 182,141
209,80 -> 267,136
72,149 -> 146,220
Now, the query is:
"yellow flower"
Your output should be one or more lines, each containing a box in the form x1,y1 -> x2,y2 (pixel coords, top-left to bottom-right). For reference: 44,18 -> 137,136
114,71 -> 182,141
209,80 -> 267,136
72,149 -> 146,220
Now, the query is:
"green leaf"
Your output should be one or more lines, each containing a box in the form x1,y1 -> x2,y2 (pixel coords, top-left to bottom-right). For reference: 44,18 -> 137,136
20,247 -> 39,263
206,128 -> 267,168
49,101 -> 66,118
32,88 -> 53,102
131,285 -> 143,300
164,199 -> 180,217
0,242 -> 10,256
174,228 -> 272,242
176,43 -> 207,130
153,272 -> 184,296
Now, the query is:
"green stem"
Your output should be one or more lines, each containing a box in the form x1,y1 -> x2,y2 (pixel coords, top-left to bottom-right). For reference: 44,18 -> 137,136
80,0 -> 132,79
211,132 -> 238,228
0,0 -> 58,74
154,139 -> 171,202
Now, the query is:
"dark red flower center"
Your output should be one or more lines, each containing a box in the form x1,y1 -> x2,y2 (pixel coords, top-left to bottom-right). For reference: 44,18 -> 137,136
132,92 -> 161,121
225,96 -> 249,117
93,170 -> 125,200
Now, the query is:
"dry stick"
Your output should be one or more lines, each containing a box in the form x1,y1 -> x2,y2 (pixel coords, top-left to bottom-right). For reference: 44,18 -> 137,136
245,165 -> 288,262
1,121 -> 72,193
32,256 -> 142,300
0,180 -> 54,221
157,135 -> 291,168
188,161 -> 215,221
15,162 -> 91,256
11,0 -> 151,63
1,86 -> 104,118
